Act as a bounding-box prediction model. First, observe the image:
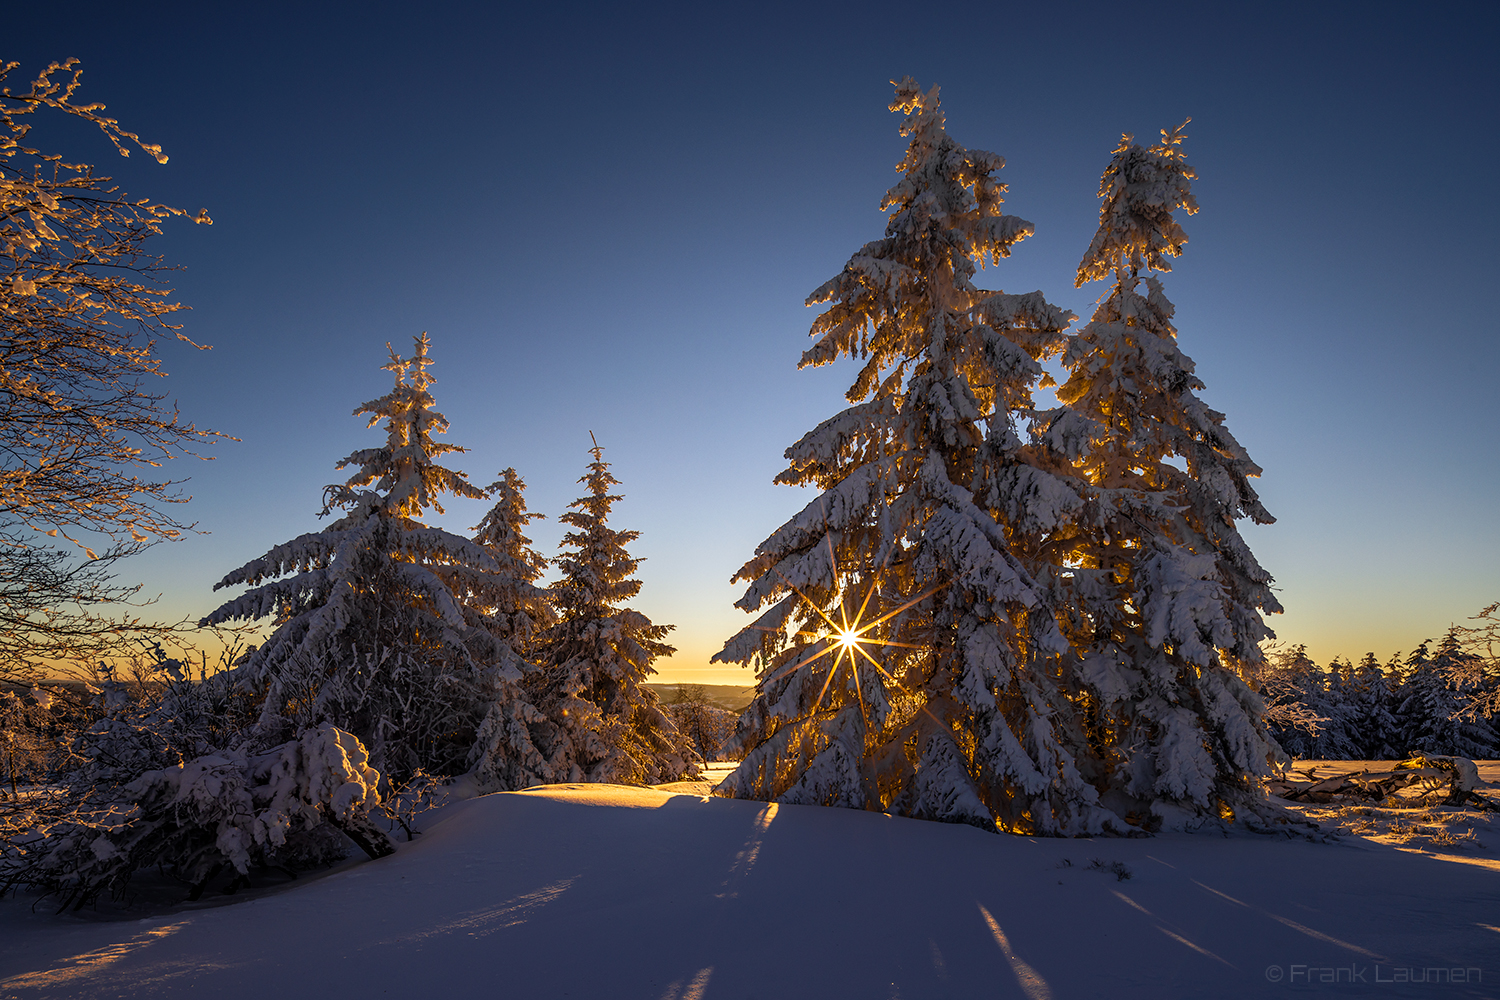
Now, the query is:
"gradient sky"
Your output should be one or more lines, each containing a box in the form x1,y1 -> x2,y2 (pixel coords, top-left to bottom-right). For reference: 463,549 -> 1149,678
9,2 -> 1498,683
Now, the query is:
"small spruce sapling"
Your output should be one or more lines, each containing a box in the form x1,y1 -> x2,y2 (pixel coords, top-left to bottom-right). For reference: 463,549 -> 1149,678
469,468 -> 556,657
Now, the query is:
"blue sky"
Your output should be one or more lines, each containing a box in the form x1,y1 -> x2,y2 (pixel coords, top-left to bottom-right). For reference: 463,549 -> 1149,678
10,1 -> 1498,682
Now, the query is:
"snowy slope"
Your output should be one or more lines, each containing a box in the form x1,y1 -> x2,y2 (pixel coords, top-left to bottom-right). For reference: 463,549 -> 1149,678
0,783 -> 1497,999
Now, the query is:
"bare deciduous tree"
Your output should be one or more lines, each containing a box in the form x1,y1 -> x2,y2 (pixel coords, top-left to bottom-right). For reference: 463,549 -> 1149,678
0,59 -> 222,679
0,535 -> 165,678
1446,603 -> 1500,722
1,58 -> 218,549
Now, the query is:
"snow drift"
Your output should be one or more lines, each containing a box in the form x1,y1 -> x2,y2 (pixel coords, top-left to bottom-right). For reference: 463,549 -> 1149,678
0,782 -> 1496,999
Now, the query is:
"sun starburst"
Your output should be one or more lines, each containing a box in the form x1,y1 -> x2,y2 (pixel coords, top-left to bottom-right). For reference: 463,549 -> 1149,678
744,509 -> 946,722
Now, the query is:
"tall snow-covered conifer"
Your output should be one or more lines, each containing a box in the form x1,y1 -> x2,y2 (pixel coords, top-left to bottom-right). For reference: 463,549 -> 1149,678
1054,125 -> 1285,824
713,79 -> 1120,834
528,441 -> 696,785
204,335 -> 536,783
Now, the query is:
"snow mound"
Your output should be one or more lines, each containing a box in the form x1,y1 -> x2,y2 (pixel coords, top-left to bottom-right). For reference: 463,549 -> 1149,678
1,786 -> 1497,998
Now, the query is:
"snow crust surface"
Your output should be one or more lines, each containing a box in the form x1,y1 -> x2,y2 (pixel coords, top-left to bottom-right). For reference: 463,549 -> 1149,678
0,782 -> 1496,999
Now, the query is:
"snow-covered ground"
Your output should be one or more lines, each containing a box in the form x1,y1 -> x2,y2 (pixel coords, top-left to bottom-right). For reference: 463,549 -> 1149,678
1,768 -> 1497,999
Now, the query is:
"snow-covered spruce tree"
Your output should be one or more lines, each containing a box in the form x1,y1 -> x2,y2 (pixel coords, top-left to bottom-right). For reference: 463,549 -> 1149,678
527,441 -> 696,785
469,468 -> 555,656
1053,124 -> 1286,825
204,335 -> 536,784
464,468 -> 571,792
712,79 -> 1123,834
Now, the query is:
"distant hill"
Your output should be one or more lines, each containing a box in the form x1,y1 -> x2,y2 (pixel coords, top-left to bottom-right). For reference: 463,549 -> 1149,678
645,683 -> 755,712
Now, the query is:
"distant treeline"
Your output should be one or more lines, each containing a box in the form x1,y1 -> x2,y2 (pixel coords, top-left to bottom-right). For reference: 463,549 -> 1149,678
1259,607 -> 1499,760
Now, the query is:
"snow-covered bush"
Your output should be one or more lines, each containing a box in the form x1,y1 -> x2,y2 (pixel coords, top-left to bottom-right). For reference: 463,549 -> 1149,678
0,686 -> 71,797
2,646 -> 256,849
1397,637 -> 1497,759
3,722 -> 392,910
65,647 -> 261,791
1446,603 -> 1500,722
1257,646 -> 1355,760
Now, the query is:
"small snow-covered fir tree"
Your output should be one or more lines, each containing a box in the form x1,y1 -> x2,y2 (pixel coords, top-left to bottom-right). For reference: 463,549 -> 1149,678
1053,124 -> 1285,824
469,468 -> 555,656
527,440 -> 696,785
204,335 -> 537,784
464,468 -> 569,792
713,79 -> 1120,834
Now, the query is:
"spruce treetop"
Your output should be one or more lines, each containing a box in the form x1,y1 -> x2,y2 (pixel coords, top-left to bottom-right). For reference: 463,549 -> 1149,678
797,77 -> 1062,416
472,467 -> 548,584
333,332 -> 484,521
1076,123 -> 1197,286
1060,123 -> 1274,548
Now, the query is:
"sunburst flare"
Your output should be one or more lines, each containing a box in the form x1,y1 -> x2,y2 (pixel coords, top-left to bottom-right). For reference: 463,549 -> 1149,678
744,518 -> 945,723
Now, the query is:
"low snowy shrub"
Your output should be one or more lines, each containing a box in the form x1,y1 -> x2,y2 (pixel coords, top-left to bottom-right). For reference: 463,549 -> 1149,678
3,723 -> 393,910
1085,858 -> 1133,882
